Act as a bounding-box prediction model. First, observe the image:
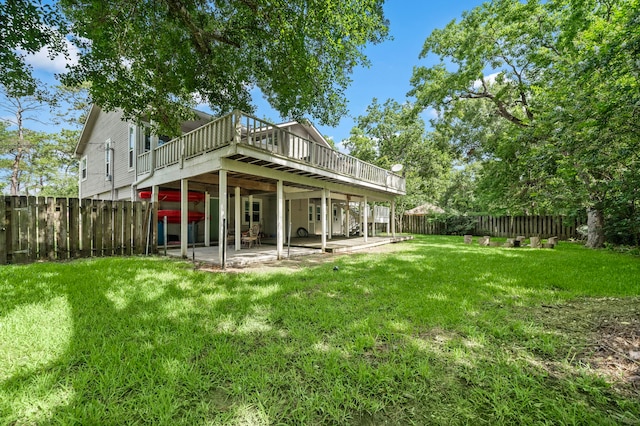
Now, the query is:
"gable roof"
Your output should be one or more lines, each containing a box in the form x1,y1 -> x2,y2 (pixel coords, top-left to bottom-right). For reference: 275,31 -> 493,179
276,120 -> 331,149
404,203 -> 445,215
75,106 -> 331,157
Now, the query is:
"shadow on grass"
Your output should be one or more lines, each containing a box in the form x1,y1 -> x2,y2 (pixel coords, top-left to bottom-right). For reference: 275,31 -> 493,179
1,236 -> 639,424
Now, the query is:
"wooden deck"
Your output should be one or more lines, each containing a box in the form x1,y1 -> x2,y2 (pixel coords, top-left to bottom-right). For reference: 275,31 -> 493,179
136,111 -> 405,195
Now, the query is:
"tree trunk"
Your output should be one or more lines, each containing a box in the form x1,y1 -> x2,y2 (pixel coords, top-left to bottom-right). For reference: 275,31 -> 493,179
585,207 -> 605,248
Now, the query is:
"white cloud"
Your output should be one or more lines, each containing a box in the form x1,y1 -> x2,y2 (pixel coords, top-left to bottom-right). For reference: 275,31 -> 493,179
472,72 -> 502,89
18,37 -> 79,74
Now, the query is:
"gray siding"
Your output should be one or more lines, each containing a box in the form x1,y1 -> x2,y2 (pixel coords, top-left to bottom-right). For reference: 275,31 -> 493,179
79,109 -> 137,199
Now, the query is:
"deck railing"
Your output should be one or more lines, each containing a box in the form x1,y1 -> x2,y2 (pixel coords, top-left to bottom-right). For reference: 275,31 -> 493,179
137,111 -> 405,192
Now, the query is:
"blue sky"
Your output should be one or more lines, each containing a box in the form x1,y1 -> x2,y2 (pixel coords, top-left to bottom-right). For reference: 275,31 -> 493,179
253,1 -> 486,144
17,1 -> 486,141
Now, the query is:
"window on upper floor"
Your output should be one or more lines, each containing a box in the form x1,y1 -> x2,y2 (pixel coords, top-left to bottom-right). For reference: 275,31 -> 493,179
105,139 -> 112,180
80,156 -> 87,181
128,126 -> 136,170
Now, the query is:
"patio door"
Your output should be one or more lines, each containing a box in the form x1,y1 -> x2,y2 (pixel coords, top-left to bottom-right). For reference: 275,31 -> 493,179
307,203 -> 316,235
332,203 -> 343,235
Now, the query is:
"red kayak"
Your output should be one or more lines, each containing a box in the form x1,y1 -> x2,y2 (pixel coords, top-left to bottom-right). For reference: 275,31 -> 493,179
138,190 -> 205,202
158,210 -> 205,223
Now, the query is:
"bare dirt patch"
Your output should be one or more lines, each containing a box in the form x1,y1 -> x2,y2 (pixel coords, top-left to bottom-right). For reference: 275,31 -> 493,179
537,297 -> 640,395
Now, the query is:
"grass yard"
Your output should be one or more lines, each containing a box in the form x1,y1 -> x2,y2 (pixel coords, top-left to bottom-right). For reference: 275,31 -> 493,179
1,235 -> 639,425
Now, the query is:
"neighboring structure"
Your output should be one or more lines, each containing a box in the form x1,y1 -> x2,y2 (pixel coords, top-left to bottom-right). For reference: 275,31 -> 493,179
404,203 -> 445,216
75,106 -> 406,264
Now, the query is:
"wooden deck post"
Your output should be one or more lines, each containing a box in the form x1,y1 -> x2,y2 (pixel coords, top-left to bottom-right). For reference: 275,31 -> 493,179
204,191 -> 210,247
180,179 -> 189,258
321,188 -> 327,251
391,200 -> 396,237
234,186 -> 241,251
363,196 -> 368,243
218,170 -> 227,265
277,180 -> 284,259
328,192 -> 332,240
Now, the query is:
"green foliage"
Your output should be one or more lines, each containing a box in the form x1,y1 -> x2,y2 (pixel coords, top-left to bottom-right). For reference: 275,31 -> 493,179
0,0 -> 68,96
428,213 -> 477,235
344,98 -> 452,217
411,0 -> 640,247
58,0 -> 389,134
1,238 -> 639,423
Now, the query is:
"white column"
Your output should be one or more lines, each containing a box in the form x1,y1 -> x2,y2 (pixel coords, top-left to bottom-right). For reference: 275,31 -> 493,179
151,185 -> 159,253
218,170 -> 227,264
363,196 -> 368,243
204,191 -> 210,247
248,194 -> 253,230
180,179 -> 188,257
328,192 -> 332,240
345,199 -> 350,238
359,200 -> 364,237
391,199 -> 396,237
371,202 -> 376,237
234,186 -> 241,251
321,188 -> 327,251
277,180 -> 284,259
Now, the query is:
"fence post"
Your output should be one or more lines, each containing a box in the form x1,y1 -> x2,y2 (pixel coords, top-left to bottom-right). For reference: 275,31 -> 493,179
0,197 -> 6,264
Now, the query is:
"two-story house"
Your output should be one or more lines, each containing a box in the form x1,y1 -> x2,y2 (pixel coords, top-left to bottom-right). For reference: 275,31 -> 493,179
75,106 -> 406,265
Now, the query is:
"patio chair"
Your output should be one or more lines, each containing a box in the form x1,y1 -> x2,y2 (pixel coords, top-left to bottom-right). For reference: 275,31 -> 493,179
252,223 -> 262,246
241,226 -> 258,248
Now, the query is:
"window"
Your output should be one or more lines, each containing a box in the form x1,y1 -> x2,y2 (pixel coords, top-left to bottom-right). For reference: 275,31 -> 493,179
80,156 -> 87,181
128,126 -> 136,170
316,206 -> 321,221
105,139 -> 112,180
308,205 -> 313,222
158,134 -> 171,146
144,127 -> 151,152
243,199 -> 262,224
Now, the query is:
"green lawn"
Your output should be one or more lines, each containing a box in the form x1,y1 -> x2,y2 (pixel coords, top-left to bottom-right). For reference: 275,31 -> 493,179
1,235 -> 639,425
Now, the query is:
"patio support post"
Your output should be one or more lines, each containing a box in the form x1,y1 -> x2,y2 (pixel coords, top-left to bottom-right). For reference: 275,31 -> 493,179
359,200 -> 364,237
249,194 -> 254,230
328,192 -> 332,240
218,170 -> 228,265
204,191 -> 210,247
180,179 -> 188,258
345,197 -> 350,238
372,202 -> 376,237
391,199 -> 396,237
364,196 -> 368,243
151,185 -> 159,254
277,180 -> 284,259
234,186 -> 241,251
321,188 -> 327,251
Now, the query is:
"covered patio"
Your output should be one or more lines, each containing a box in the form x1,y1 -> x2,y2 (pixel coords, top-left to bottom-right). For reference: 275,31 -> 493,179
165,235 -> 413,268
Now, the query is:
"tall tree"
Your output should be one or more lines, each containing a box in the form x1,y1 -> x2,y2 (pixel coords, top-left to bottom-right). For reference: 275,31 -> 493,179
0,0 -> 68,95
410,0 -> 639,247
59,0 -> 389,134
344,98 -> 452,223
0,88 -> 49,195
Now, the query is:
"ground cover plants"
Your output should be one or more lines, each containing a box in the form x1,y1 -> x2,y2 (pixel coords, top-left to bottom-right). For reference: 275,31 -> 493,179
1,235 -> 639,424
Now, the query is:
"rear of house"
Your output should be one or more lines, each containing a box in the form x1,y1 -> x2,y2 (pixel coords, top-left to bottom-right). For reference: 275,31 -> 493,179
75,107 -> 405,264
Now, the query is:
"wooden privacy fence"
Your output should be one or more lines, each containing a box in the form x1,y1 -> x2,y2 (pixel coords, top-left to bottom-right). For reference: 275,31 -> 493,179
0,196 -> 151,264
403,215 -> 585,240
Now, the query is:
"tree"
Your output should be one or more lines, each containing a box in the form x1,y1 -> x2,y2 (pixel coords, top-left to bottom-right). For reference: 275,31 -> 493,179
0,0 -> 68,95
410,0 -> 639,247
0,88 -> 50,195
59,0 -> 389,134
343,98 -> 452,225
